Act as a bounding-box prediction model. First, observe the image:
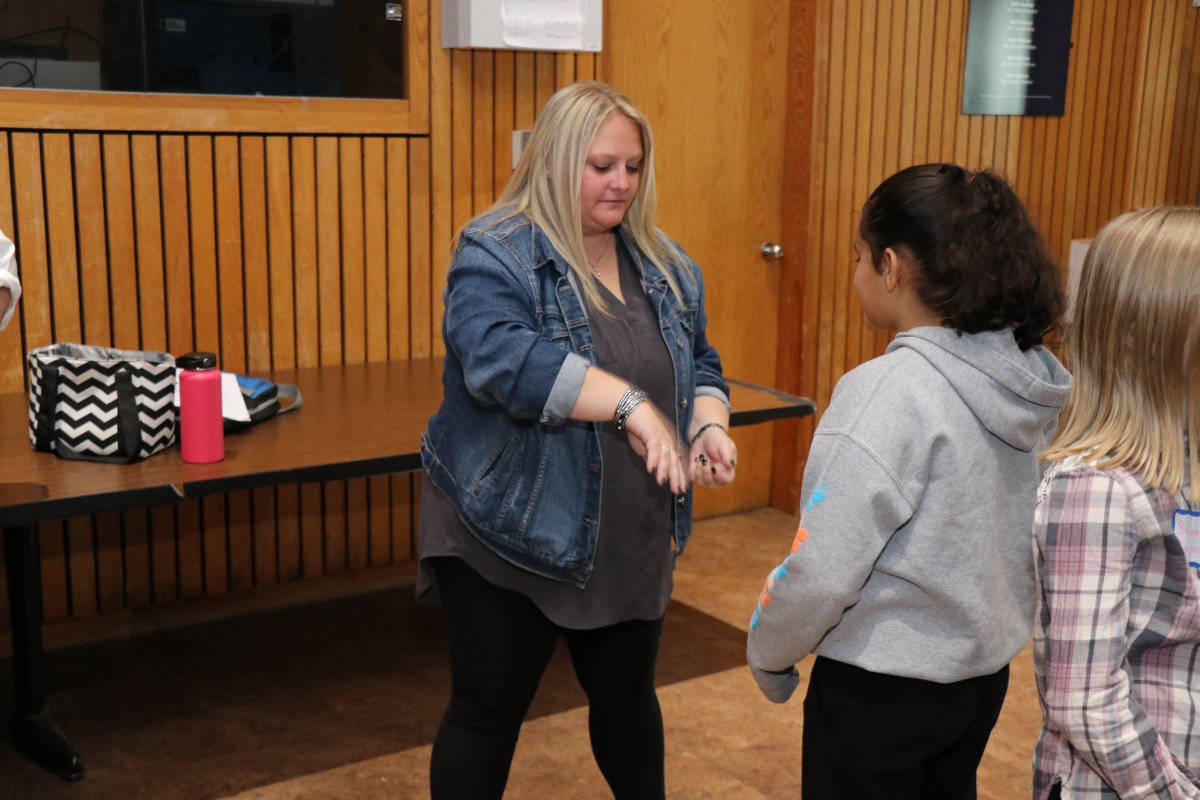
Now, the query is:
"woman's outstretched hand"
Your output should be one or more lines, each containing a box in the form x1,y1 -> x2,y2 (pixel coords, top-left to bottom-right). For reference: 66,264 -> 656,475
623,402 -> 689,495
688,425 -> 737,488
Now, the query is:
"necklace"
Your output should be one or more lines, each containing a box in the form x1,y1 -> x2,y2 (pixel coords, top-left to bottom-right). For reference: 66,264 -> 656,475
587,232 -> 613,278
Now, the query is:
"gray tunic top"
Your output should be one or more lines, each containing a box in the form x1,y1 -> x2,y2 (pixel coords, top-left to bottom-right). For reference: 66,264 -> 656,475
416,239 -> 677,629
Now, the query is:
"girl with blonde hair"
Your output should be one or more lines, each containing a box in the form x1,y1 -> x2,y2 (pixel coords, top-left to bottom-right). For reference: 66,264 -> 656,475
1033,206 -> 1200,798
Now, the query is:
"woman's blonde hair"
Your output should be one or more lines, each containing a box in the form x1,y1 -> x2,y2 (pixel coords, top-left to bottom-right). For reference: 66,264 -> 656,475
1043,206 -> 1200,502
462,80 -> 690,314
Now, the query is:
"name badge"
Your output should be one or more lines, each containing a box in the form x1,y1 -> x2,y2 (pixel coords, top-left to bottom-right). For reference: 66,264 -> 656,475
1174,509 -> 1200,568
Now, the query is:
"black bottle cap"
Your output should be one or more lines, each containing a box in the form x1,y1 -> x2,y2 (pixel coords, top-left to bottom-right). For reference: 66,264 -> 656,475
176,352 -> 217,370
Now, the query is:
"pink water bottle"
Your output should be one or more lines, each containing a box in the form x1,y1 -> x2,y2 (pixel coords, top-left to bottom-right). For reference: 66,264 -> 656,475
177,352 -> 224,463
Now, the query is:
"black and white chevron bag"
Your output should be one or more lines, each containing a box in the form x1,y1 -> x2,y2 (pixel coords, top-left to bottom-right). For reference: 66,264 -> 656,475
27,343 -> 177,463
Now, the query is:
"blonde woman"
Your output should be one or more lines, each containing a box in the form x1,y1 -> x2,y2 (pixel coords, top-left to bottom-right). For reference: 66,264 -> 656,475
1033,206 -> 1200,799
418,81 -> 735,798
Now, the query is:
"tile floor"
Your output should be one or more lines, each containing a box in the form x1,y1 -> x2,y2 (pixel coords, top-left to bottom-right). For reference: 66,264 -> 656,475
1,507 -> 1041,798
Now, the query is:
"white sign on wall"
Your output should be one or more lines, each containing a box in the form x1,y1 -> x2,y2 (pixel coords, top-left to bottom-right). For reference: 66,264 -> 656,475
442,0 -> 603,52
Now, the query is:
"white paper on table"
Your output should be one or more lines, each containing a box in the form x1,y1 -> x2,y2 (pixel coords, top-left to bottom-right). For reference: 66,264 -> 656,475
501,0 -> 585,50
221,371 -> 251,422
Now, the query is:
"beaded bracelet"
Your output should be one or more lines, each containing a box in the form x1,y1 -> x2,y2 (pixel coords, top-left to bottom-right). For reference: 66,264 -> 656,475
613,385 -> 649,431
689,421 -> 728,447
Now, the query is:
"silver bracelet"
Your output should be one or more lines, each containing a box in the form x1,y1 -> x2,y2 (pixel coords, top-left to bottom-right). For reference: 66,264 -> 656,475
613,385 -> 648,431
689,421 -> 728,447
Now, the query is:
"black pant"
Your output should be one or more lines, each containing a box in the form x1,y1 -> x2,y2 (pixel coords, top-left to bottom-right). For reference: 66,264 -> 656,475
428,557 -> 666,800
801,656 -> 1010,800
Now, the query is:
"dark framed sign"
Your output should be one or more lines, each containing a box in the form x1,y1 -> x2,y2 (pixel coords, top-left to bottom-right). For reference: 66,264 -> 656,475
962,0 -> 1075,116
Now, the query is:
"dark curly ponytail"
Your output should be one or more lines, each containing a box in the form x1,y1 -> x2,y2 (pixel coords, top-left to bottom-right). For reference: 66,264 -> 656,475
858,163 -> 1064,350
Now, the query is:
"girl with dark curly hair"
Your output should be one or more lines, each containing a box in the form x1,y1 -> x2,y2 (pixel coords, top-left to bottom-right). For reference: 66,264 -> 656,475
747,163 -> 1073,800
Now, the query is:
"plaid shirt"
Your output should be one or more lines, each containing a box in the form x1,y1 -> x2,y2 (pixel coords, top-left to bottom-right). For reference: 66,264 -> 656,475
1033,456 -> 1200,799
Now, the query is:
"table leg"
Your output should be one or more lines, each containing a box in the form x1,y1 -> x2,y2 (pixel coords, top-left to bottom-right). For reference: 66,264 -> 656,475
4,524 -> 84,781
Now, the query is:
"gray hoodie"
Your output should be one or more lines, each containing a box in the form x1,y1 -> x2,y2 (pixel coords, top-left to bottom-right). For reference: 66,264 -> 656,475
747,327 -> 1071,700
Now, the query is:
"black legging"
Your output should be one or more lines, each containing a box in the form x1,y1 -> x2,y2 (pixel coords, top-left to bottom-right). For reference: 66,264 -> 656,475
429,556 -> 666,800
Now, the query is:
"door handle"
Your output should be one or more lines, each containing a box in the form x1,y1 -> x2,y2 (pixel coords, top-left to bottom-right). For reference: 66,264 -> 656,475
760,242 -> 784,261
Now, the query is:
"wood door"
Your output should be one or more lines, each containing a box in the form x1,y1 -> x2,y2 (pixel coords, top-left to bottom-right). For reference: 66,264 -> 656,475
602,0 -> 790,515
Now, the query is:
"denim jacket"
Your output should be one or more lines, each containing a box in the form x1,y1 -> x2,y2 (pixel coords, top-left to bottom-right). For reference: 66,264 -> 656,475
421,211 -> 728,587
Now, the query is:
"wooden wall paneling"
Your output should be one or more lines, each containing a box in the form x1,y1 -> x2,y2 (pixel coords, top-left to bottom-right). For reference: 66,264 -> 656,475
0,134 -> 21,393
11,133 -> 50,353
276,487 -> 302,585
202,494 -> 229,596
410,138 -> 436,360
240,137 -> 272,372
556,52 -> 575,86
34,521 -> 68,624
1169,2 -> 1200,206
515,53 -> 537,127
1131,4 -> 1165,207
174,499 -> 202,601
41,135 -> 82,353
472,51 -> 496,216
391,474 -> 415,563
493,53 -> 517,197
299,480 -> 324,580
340,137 -> 367,366
364,138 -> 389,362
1184,10 -> 1200,205
925,5 -> 948,161
187,137 -> 221,355
228,488 -> 255,593
1167,7 -> 1194,205
148,506 -> 177,604
951,4 -> 972,166
290,138 -> 319,368
848,0 -> 875,368
770,0 -> 818,513
347,478 -> 370,571
813,2 -> 841,418
316,137 -> 344,365
369,474 -> 392,567
132,136 -> 168,351
385,138 -> 412,359
450,50 -> 476,237
535,53 -> 557,112
265,137 -> 297,370
342,140 -> 372,574
102,135 -> 140,349
1153,3 -> 1182,205
93,508 -> 124,614
1103,3 -> 1132,226
1065,2 -> 1097,249
160,136 -> 195,356
253,487 -> 280,588
425,4 -> 452,360
1083,3 -> 1115,234
898,0 -> 920,168
324,482 -> 348,575
64,516 -> 96,619
911,1 -> 934,166
121,506 -> 151,608
831,2 -> 857,387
